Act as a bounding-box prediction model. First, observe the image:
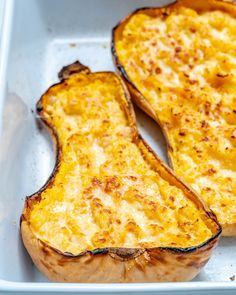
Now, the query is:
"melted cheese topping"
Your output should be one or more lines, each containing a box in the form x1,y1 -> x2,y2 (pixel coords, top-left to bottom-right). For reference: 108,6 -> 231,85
30,73 -> 212,254
116,6 -> 236,226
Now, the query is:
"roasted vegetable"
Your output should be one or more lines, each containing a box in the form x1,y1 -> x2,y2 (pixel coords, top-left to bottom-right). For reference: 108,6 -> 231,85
21,61 -> 220,282
112,0 -> 236,236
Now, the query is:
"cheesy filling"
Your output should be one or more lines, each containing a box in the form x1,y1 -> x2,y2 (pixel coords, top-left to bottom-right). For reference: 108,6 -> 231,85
30,73 -> 212,254
116,6 -> 236,226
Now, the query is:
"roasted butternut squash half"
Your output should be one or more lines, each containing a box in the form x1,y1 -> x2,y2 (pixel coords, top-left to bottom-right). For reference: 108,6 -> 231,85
112,0 -> 236,236
21,61 -> 220,283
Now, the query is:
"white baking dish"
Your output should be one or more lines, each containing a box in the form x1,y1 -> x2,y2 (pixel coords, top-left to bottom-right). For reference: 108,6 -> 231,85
0,0 -> 235,294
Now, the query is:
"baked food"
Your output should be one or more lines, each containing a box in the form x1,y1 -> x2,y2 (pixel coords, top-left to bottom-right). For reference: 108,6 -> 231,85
21,61 -> 220,282
112,0 -> 236,236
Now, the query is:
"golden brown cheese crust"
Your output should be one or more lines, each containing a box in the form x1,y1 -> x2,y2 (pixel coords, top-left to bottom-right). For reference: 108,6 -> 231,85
21,61 -> 221,282
113,0 -> 236,235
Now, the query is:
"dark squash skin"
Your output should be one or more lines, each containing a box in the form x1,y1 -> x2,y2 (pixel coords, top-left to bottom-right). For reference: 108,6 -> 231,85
112,0 -> 236,237
21,61 -> 221,283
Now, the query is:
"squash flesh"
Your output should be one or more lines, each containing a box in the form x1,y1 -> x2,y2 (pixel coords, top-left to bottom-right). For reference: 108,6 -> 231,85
29,73 -> 213,255
115,5 -> 236,227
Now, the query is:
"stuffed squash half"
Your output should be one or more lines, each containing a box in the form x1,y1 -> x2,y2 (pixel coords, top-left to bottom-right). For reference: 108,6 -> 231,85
112,0 -> 236,236
21,61 -> 220,282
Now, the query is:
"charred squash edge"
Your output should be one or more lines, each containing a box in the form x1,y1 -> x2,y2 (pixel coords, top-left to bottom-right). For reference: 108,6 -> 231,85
20,61 -> 221,282
112,0 -> 236,237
